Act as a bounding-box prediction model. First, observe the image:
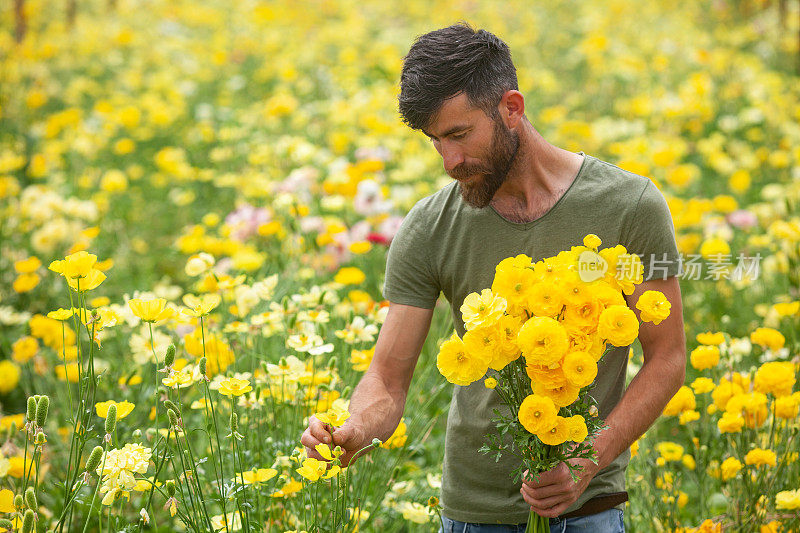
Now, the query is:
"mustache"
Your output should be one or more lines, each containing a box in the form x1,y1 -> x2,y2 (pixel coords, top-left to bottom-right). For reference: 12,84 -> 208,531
448,164 -> 491,181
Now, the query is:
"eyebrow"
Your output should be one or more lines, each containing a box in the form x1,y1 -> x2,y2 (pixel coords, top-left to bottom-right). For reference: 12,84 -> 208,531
421,124 -> 471,140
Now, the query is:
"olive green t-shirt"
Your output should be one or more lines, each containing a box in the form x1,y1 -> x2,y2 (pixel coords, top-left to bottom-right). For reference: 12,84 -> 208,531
381,151 -> 682,525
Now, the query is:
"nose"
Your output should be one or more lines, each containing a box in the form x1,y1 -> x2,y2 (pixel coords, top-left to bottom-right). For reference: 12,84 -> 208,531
440,142 -> 464,174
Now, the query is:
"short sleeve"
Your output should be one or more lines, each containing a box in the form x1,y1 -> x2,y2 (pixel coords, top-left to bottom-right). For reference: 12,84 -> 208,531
381,204 -> 440,309
622,180 -> 683,281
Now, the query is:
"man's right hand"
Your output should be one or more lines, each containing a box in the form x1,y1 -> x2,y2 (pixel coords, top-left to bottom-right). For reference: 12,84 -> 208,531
301,415 -> 369,467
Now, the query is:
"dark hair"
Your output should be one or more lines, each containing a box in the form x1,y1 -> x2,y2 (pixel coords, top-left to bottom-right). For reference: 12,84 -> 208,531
398,22 -> 518,131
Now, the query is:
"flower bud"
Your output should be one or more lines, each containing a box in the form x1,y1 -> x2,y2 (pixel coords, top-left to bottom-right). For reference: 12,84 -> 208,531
164,400 -> 179,414
230,412 -> 238,432
164,344 -> 176,367
14,494 -> 23,510
342,386 -> 352,397
85,446 -> 104,472
371,437 -> 382,447
22,509 -> 34,533
327,356 -> 338,369
0,520 -> 13,530
132,429 -> 142,438
35,432 -> 46,445
26,397 -> 37,422
24,487 -> 37,510
35,396 -> 50,428
166,480 -> 176,497
105,405 -> 117,434
198,357 -> 207,376
168,409 -> 178,428
8,421 -> 17,440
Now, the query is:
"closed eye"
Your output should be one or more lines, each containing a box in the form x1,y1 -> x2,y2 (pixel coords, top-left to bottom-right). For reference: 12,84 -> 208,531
451,131 -> 468,140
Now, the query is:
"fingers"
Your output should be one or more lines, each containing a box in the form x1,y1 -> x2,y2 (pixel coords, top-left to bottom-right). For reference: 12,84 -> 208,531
309,416 -> 334,444
520,480 -> 568,501
521,464 -> 570,488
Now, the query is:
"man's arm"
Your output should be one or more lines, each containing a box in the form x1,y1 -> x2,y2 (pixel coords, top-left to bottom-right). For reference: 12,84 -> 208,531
301,302 -> 434,466
520,276 -> 686,517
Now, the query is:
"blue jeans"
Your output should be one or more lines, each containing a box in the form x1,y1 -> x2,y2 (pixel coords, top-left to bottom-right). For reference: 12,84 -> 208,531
438,508 -> 624,532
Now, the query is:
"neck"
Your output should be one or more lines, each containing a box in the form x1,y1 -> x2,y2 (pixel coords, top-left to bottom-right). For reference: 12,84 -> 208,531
491,120 -> 580,212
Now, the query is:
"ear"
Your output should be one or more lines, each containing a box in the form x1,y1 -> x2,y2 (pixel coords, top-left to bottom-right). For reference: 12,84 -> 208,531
498,90 -> 525,129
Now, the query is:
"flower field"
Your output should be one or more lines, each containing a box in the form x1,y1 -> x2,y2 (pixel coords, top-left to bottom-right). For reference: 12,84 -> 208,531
1,0 -> 799,531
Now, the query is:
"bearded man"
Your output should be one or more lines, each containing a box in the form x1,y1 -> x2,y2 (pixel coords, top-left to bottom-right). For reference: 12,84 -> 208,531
302,22 -> 686,533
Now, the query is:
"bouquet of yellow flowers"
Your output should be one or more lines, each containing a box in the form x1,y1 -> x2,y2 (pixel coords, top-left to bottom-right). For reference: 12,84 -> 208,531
435,234 -> 672,532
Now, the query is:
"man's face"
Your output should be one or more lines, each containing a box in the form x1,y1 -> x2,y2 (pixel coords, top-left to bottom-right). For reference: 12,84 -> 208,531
422,93 -> 519,208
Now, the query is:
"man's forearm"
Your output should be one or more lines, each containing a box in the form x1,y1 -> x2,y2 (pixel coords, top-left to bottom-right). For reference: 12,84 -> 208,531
592,352 -> 685,471
345,370 -> 406,443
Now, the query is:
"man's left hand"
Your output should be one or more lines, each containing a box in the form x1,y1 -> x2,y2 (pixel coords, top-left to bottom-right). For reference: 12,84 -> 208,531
519,457 -> 599,518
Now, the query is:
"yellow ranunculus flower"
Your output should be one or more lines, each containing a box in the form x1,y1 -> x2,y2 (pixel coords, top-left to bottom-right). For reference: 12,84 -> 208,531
567,415 -> 588,442
562,351 -> 597,387
436,332 -> 489,386
518,394 -> 557,434
517,316 -> 569,366
536,416 -> 570,446
460,288 -> 507,331
744,448 -> 777,468
696,331 -> 725,345
597,305 -> 639,346
717,411 -> 744,434
535,381 -> 580,407
753,361 -> 796,397
749,327 -> 785,351
663,386 -> 696,416
690,345 -> 720,370
635,290 -> 671,325
775,489 -> 800,510
526,282 -> 563,318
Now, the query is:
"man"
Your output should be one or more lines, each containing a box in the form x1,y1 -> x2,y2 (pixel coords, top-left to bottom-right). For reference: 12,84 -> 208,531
302,22 -> 686,532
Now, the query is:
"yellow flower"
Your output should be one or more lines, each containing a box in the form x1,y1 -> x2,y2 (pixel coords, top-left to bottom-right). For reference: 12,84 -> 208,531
753,361 -> 796,397
0,488 -> 14,513
333,267 -> 365,285
744,448 -> 777,468
49,250 -> 97,279
699,237 -> 730,260
11,336 -> 38,363
381,419 -> 408,449
484,377 -> 497,389
491,254 -> 534,316
128,298 -> 174,323
296,458 -> 334,482
567,415 -> 588,442
526,282 -> 564,318
181,293 -> 221,317
774,393 -> 800,419
583,234 -> 602,249
66,268 -> 107,292
690,345 -> 720,371
436,332 -> 490,386
691,377 -> 716,394
218,378 -> 253,397
13,273 -> 39,293
749,327 -> 785,351
696,331 -> 725,345
663,386 -> 696,416
635,290 -> 671,325
678,410 -> 700,425
47,308 -> 74,320
656,441 -> 684,462
95,400 -> 135,420
537,416 -> 570,446
162,371 -> 194,389
597,305 -> 639,346
775,489 -> 800,510
241,468 -> 278,485
719,457 -> 742,481
534,381 -> 580,407
0,361 -> 20,394
460,289 -> 507,330
518,394 -> 557,434
517,316 -> 569,366
315,398 -> 350,427
561,351 -> 597,387
14,256 -> 41,274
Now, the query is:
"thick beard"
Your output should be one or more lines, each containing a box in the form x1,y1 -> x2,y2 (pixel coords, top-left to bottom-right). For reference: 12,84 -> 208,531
452,118 -> 519,208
